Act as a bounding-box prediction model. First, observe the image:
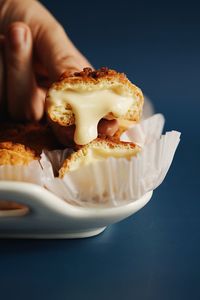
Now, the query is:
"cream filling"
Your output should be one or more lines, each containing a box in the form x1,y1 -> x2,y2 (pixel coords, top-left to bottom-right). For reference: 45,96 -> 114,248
50,89 -> 134,145
118,119 -> 136,130
70,147 -> 137,171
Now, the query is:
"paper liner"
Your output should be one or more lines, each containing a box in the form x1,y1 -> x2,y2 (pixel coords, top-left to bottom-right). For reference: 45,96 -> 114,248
43,148 -> 73,175
0,113 -> 180,207
0,160 -> 44,185
120,113 -> 165,146
41,114 -> 181,207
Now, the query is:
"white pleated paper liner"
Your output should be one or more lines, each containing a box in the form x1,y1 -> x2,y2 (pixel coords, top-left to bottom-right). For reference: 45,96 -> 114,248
41,114 -> 181,207
0,160 -> 44,185
0,148 -> 72,186
120,113 -> 165,147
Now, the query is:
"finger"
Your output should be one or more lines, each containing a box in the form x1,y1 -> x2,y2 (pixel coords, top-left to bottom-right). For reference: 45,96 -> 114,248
6,22 -> 45,121
98,119 -> 119,136
0,35 -> 5,115
35,22 -> 92,81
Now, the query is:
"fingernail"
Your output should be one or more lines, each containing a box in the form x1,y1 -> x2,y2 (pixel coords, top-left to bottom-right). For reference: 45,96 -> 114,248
8,27 -> 26,50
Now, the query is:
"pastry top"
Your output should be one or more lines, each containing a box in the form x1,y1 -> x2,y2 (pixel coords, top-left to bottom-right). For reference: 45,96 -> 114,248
0,122 -> 61,166
0,122 -> 61,155
59,138 -> 140,177
46,67 -> 144,146
0,141 -> 37,165
54,67 -> 142,96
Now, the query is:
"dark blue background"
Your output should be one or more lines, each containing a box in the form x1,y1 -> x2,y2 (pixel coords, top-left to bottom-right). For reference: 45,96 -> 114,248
0,1 -> 199,299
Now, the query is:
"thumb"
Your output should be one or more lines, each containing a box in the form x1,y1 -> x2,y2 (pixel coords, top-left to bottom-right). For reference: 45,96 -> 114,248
35,23 -> 91,81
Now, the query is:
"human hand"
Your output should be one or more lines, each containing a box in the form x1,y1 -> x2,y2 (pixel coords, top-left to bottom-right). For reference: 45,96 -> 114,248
0,0 -> 91,121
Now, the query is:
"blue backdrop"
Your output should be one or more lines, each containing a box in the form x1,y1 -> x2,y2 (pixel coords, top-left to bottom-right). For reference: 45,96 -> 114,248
0,1 -> 199,299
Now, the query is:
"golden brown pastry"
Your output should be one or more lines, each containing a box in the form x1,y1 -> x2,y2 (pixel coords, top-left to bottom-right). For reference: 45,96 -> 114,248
46,67 -> 144,146
0,122 -> 61,155
0,141 -> 37,165
59,138 -> 140,177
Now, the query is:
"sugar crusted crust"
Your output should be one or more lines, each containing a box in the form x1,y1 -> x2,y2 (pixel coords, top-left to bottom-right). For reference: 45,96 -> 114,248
58,67 -> 135,86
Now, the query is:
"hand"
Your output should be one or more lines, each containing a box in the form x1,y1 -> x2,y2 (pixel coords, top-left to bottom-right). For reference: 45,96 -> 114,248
0,0 -> 91,121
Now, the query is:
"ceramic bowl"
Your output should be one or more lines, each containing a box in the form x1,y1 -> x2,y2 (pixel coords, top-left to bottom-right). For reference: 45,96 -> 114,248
0,181 -> 153,239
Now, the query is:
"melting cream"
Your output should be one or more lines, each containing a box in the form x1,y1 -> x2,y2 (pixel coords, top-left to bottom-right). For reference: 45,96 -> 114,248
67,147 -> 139,172
49,89 -> 134,145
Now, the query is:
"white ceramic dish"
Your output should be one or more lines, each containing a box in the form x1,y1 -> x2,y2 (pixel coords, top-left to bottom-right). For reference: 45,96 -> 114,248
0,181 -> 153,239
